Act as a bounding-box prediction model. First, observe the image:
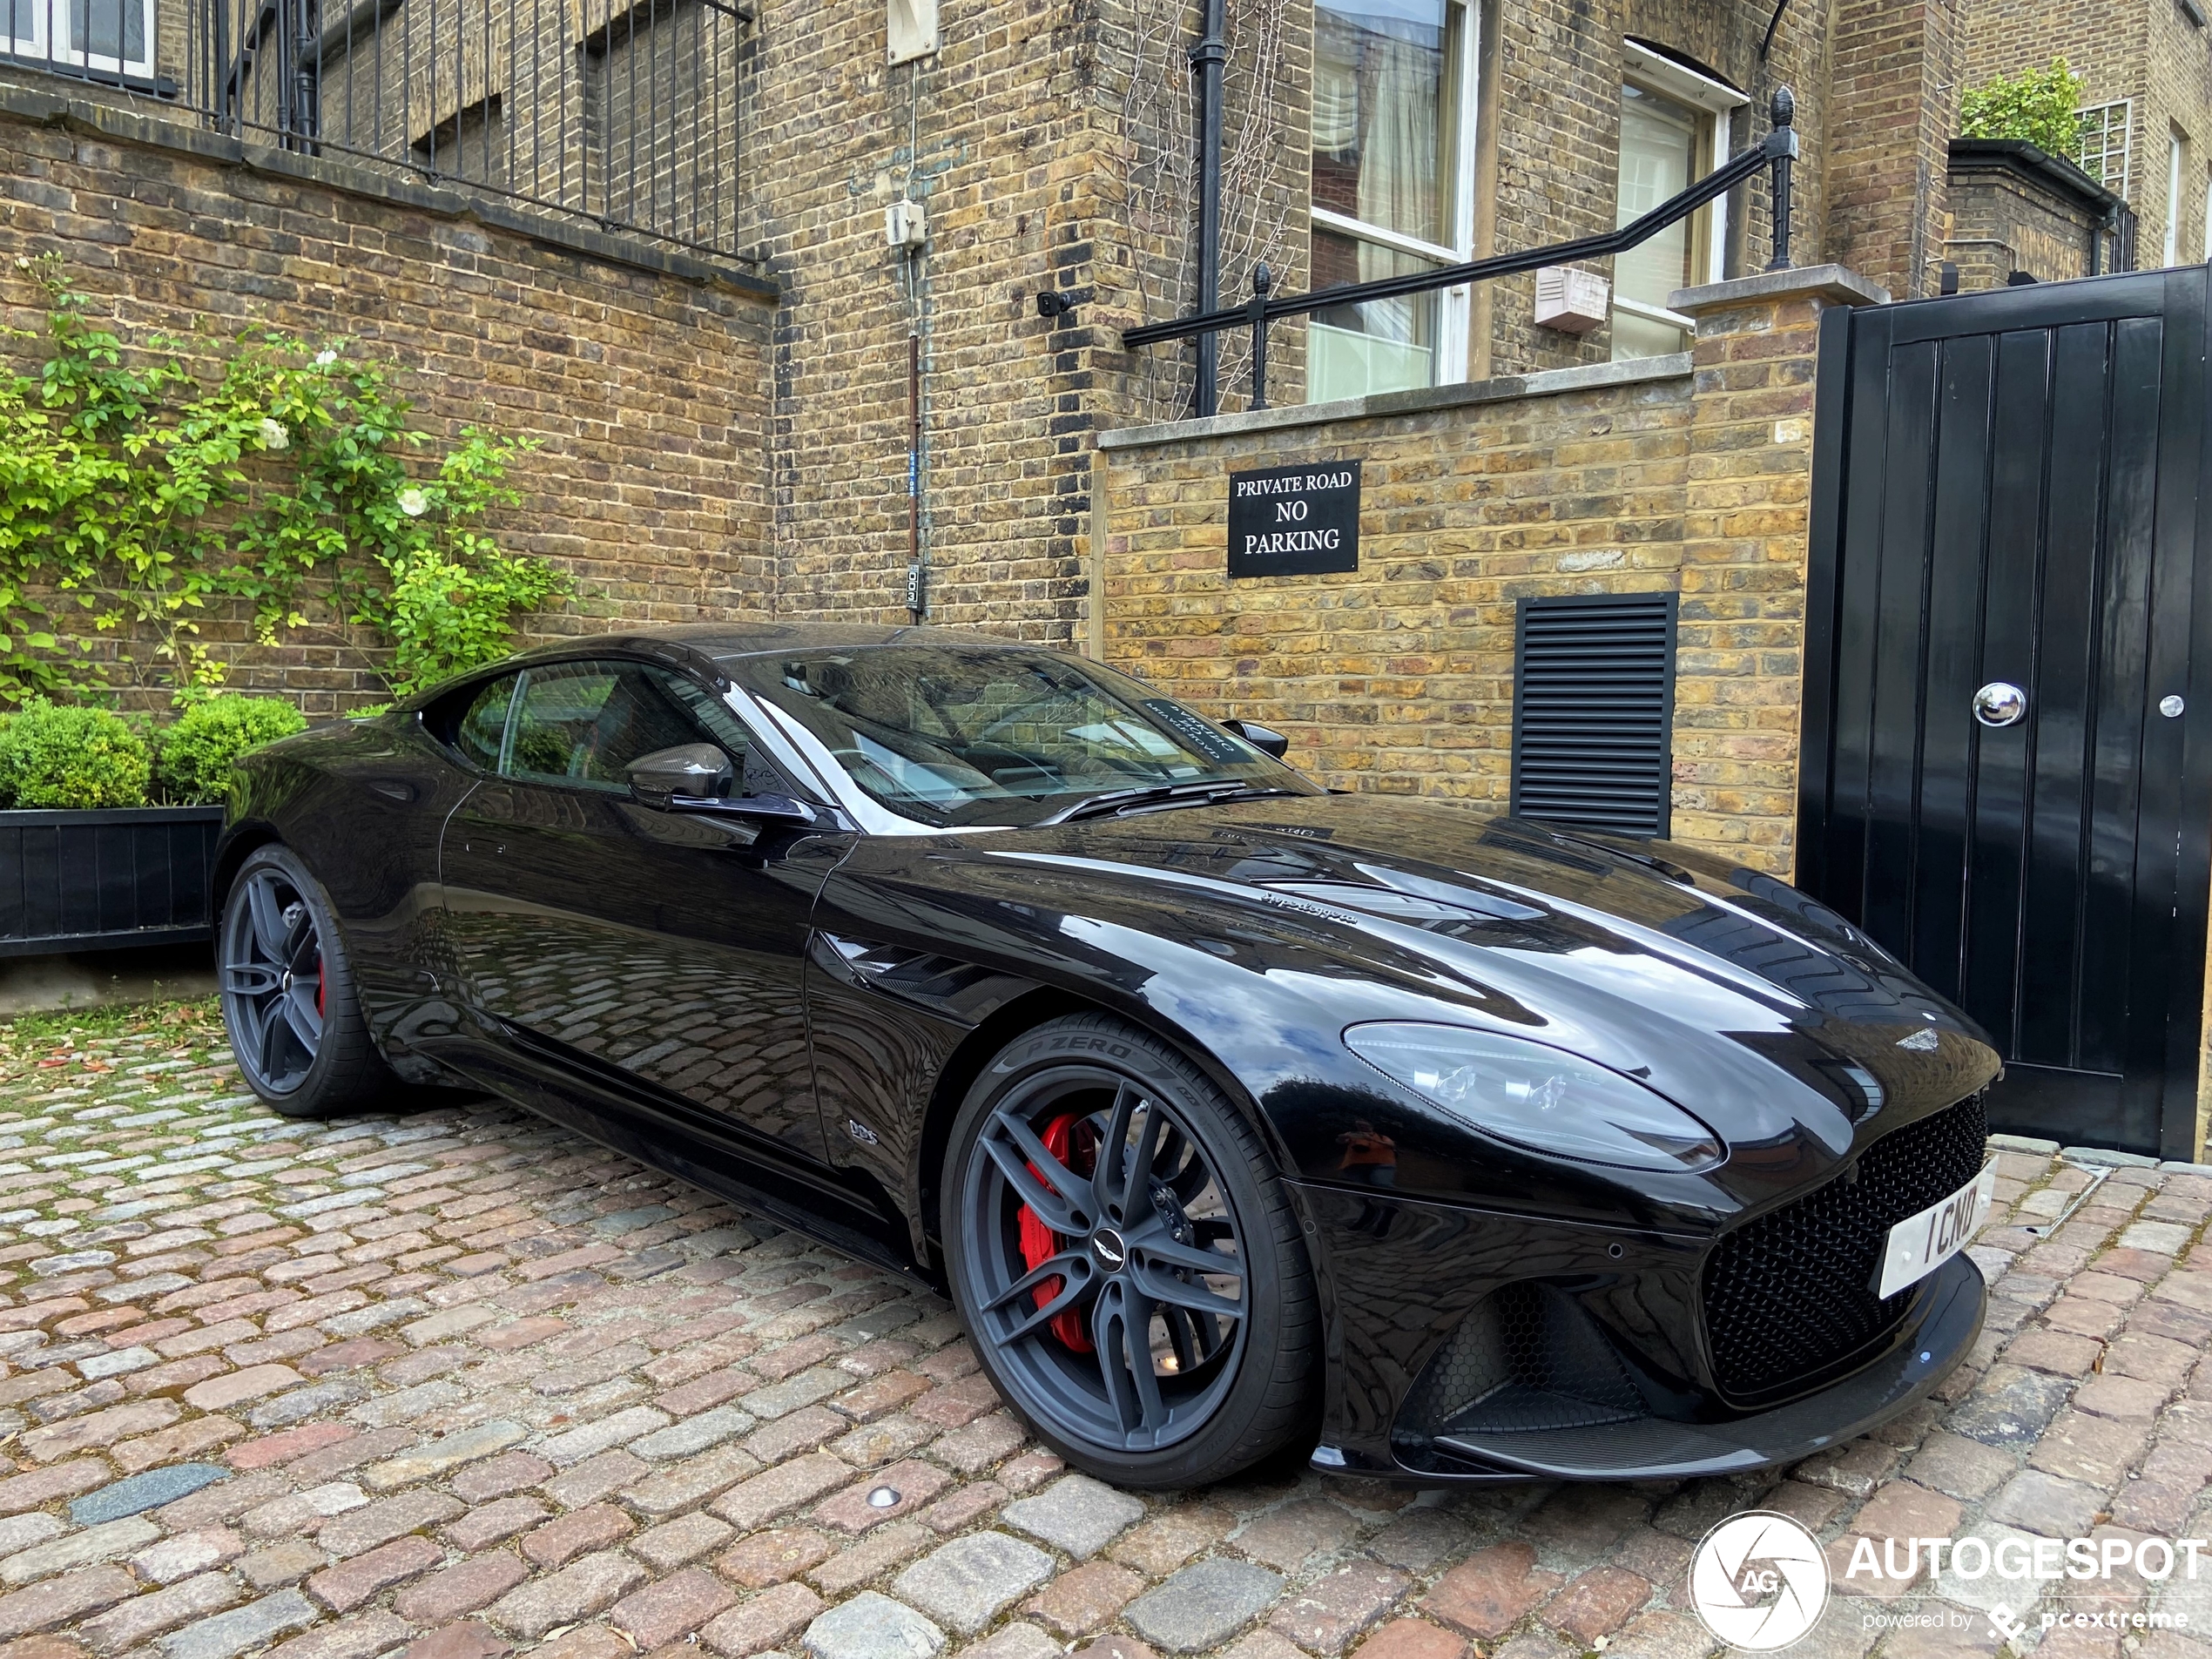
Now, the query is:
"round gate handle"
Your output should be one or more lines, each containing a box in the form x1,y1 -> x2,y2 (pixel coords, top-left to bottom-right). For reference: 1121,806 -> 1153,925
1973,682 -> 2028,728
2161,694 -> 2186,719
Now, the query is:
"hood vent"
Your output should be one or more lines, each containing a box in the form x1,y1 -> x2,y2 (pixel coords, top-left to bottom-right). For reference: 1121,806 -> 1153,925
1511,592 -> 1679,839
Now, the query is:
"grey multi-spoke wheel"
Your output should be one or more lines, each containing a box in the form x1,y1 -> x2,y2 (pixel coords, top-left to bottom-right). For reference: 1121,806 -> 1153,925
944,1014 -> 1318,1487
219,845 -> 395,1117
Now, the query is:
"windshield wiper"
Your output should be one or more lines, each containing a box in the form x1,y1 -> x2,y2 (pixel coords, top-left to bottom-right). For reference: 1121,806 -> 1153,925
1038,782 -> 1301,826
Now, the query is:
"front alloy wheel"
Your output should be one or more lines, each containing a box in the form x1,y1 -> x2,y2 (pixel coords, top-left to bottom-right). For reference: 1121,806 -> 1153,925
945,1014 -> 1318,1487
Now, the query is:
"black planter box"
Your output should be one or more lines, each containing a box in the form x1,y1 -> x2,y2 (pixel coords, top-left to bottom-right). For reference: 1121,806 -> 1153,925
0,806 -> 226,957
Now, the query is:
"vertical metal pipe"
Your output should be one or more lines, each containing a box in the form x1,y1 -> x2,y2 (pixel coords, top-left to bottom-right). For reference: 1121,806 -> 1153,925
303,0 -> 320,151
422,0 -> 436,172
504,0 -> 517,186
1765,85 -> 1797,273
908,327 -> 922,619
1190,0 -> 1224,418
288,0 -> 312,145
368,0 -> 381,164
623,1 -> 636,222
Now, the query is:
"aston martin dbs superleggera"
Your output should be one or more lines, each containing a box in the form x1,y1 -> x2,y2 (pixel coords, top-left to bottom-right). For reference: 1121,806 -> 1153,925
213,623 -> 1999,1489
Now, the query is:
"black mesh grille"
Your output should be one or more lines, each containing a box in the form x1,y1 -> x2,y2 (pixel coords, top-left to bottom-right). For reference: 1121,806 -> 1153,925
1398,1282 -> 1646,1443
1703,1092 -> 1989,1403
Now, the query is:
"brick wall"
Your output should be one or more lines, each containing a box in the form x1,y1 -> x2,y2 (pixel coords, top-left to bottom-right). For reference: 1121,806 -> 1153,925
747,0 -> 1161,642
1824,0 -> 1961,300
0,79 -> 776,714
1958,0 -> 2212,269
1474,0 -> 1833,377
1098,360 -> 1697,801
1092,266 -> 1868,873
12,0 -> 2197,709
2,0 -> 1976,683
1946,144 -> 2110,286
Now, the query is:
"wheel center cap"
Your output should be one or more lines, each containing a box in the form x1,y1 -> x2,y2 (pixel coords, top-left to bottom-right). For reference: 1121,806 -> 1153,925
1089,1227 -> 1128,1271
280,971 -> 293,993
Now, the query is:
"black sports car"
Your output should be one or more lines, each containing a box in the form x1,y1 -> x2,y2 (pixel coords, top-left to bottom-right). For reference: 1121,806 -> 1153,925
214,623 -> 2000,1489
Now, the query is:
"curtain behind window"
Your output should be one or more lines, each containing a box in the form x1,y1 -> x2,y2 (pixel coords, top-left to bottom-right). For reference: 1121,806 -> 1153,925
1312,0 -> 1447,246
1356,17 -> 1441,246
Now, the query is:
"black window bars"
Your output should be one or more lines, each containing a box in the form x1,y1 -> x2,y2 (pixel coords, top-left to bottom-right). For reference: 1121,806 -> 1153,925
1125,87 -> 1803,415
3,0 -> 748,258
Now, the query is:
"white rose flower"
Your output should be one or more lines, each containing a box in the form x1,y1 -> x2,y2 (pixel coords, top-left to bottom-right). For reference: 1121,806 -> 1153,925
258,417 -> 290,451
315,349 -> 338,367
396,487 -> 429,518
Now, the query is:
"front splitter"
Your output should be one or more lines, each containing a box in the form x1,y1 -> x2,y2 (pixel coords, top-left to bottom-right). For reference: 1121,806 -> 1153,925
1311,1251 -> 1985,1484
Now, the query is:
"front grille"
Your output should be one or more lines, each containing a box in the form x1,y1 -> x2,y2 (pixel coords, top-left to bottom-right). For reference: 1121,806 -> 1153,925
1703,1092 -> 1988,1404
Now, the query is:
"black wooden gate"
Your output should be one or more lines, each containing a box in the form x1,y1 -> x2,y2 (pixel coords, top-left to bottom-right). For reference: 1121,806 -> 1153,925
1799,269 -> 2212,1158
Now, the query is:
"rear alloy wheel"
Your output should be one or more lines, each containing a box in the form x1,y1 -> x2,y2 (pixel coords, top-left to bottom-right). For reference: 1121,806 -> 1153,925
219,845 -> 395,1117
944,1014 -> 1318,1487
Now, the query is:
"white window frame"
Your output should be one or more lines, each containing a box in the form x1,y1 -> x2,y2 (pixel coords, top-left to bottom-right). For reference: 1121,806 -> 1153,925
1622,42 -> 1746,287
2166,129 -> 2188,266
3,0 -> 51,62
1308,0 -> 1481,392
1612,44 -> 1746,349
2078,99 -> 2134,198
5,0 -> 155,78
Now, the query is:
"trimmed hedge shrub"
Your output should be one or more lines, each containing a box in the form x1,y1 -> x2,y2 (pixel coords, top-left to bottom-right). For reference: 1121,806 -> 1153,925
1958,58 -> 2086,161
0,701 -> 153,809
156,696 -> 309,806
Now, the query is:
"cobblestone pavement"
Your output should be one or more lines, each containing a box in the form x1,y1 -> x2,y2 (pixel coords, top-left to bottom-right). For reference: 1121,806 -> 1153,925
1,1001 -> 2211,1659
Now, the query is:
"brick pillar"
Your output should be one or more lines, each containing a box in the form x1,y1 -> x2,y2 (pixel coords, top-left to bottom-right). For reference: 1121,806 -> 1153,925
1825,0 -> 1961,300
1666,265 -> 1888,878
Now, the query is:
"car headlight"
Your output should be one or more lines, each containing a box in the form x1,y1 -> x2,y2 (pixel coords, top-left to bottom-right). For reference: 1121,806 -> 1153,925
1343,1022 -> 1723,1172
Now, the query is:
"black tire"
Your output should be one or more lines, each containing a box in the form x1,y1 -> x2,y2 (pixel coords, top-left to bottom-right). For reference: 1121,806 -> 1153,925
942,1013 -> 1319,1488
219,844 -> 398,1118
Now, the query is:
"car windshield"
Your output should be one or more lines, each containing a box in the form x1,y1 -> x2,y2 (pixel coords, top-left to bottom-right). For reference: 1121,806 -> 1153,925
726,644 -> 1314,827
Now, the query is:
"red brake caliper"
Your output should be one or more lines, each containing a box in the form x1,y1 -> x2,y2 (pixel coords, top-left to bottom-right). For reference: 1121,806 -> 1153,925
1017,1115 -> 1096,1353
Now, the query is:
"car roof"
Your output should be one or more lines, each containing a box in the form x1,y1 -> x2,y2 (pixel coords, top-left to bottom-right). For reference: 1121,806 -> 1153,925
395,622 -> 1039,710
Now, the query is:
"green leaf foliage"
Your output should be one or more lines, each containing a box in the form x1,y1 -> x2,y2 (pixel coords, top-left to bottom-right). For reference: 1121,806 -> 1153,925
1958,59 -> 2087,162
0,256 -> 571,705
0,698 -> 152,809
154,694 -> 309,805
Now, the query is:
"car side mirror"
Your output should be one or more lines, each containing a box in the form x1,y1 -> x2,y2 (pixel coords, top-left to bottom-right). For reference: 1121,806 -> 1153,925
1223,718 -> 1290,760
628,743 -> 734,809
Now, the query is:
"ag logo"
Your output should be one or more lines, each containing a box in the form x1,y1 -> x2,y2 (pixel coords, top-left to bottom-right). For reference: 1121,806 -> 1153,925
1689,1511 -> 1830,1651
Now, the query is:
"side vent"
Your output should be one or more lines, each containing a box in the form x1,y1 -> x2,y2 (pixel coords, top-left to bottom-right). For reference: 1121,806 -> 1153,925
1510,592 -> 1678,838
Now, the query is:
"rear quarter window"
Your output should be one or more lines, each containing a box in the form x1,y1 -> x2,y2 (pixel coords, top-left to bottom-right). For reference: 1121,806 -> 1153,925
431,675 -> 521,771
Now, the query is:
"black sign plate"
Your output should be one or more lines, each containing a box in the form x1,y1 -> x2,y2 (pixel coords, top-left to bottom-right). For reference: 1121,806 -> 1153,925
1227,462 -> 1360,577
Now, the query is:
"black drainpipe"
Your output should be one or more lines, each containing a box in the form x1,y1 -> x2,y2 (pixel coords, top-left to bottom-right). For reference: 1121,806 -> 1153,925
1190,0 -> 1226,418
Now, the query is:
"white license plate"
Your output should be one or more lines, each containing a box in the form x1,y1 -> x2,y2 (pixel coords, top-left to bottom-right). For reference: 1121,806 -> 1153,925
1875,1159 -> 1998,1299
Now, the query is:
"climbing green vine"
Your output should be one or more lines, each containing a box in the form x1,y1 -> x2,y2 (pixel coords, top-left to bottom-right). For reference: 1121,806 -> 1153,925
0,255 -> 570,705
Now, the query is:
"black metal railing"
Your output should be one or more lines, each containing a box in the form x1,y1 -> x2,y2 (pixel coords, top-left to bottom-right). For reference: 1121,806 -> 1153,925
3,0 -> 746,256
1127,87 -> 1804,413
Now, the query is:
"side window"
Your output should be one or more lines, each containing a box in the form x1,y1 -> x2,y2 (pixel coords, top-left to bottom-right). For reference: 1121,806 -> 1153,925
454,675 -> 521,772
505,660 -> 752,792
